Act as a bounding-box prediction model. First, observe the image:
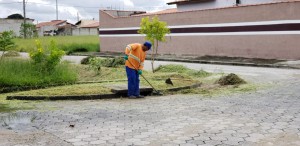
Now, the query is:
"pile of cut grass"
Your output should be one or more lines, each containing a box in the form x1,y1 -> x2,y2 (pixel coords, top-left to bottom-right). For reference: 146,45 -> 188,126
217,73 -> 246,85
154,64 -> 211,78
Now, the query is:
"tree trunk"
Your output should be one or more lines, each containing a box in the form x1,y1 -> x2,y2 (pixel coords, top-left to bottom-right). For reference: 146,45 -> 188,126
151,43 -> 155,73
0,50 -> 6,63
151,40 -> 159,73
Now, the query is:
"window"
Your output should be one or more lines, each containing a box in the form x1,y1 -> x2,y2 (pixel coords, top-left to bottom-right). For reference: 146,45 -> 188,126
236,0 -> 241,5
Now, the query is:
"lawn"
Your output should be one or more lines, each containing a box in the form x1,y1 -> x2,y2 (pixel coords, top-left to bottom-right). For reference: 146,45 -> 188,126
0,58 -> 77,90
0,57 -> 260,113
13,35 -> 99,53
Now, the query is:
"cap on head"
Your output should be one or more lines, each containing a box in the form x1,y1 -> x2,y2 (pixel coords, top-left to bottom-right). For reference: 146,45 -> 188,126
144,41 -> 152,50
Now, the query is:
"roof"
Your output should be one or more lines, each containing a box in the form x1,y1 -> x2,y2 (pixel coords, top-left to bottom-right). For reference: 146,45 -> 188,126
167,0 -> 300,5
36,20 -> 67,28
0,18 -> 34,21
102,0 -> 300,19
75,19 -> 99,28
167,0 -> 209,5
135,8 -> 178,16
80,22 -> 99,28
102,10 -> 146,17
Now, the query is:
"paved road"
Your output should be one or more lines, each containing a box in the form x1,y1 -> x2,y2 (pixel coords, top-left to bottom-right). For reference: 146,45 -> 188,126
144,61 -> 300,83
1,79 -> 300,146
1,54 -> 300,146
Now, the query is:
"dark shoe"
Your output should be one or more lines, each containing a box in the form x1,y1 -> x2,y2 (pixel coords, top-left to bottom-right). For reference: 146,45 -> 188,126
137,95 -> 145,98
128,96 -> 137,99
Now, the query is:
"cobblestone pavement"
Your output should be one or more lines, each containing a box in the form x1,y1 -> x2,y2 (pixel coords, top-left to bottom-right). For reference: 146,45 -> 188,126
1,78 -> 300,146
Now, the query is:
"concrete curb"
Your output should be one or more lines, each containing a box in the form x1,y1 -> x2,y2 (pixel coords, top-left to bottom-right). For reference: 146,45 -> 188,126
6,83 -> 202,100
6,94 -> 119,100
163,83 -> 202,92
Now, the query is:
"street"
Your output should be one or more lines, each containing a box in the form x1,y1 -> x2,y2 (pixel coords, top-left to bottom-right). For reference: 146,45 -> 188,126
1,55 -> 300,146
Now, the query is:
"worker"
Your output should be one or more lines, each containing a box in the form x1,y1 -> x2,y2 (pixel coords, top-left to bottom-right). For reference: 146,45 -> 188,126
124,41 -> 152,99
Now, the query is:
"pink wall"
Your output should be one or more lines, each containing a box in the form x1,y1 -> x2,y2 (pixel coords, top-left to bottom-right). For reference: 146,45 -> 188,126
99,1 -> 300,60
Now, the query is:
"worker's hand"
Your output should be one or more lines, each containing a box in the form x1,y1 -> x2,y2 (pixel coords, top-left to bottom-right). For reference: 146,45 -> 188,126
138,70 -> 142,75
123,55 -> 128,60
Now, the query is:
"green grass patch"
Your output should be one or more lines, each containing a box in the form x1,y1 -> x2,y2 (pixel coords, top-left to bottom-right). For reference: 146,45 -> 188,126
0,58 -> 77,88
0,103 -> 17,113
0,94 -> 36,112
0,62 -> 263,112
13,35 -> 99,53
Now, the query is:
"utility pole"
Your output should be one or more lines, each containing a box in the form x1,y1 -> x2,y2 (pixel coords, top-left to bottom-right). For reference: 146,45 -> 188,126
56,0 -> 58,20
77,12 -> 79,22
23,0 -> 26,39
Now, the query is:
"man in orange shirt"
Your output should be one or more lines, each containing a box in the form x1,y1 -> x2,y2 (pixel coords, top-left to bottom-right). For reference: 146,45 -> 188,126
124,41 -> 152,98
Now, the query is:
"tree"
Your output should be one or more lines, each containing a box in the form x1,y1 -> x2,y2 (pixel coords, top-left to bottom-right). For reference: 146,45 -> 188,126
7,14 -> 24,19
0,31 -> 15,62
138,16 -> 170,72
20,23 -> 38,39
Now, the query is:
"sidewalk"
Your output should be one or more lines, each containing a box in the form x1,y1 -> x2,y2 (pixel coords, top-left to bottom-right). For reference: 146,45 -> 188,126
2,51 -> 299,69
72,52 -> 300,69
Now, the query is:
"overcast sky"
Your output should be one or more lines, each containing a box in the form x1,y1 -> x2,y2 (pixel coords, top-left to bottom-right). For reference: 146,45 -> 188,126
0,0 -> 175,24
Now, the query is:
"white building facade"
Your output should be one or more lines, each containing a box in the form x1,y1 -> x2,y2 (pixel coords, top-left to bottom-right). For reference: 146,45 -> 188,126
0,19 -> 34,36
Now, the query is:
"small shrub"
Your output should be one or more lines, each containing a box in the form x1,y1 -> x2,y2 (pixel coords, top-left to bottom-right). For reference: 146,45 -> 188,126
88,57 -> 102,74
87,57 -> 125,74
110,57 -> 125,67
100,57 -> 125,67
30,40 -> 65,73
81,56 -> 95,64
217,73 -> 246,85
0,31 -> 15,61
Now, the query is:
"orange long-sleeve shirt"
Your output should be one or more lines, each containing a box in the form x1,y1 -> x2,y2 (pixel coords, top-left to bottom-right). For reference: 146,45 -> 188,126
125,43 -> 146,70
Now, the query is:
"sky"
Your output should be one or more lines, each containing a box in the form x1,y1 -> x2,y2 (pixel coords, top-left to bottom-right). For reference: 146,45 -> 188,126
0,0 -> 175,24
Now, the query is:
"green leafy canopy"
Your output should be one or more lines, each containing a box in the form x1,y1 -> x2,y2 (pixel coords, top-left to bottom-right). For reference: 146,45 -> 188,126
138,15 -> 170,73
138,16 -> 170,45
0,31 -> 15,52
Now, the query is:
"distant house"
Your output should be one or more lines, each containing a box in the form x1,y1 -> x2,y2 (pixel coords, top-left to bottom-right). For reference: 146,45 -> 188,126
36,20 -> 75,36
0,18 -> 34,36
72,20 -> 100,36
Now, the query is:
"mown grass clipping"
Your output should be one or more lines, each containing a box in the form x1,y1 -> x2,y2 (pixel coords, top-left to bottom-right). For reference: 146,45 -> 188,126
217,73 -> 246,85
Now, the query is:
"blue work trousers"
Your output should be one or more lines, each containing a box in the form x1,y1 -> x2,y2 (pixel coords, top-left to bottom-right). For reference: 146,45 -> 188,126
126,66 -> 140,97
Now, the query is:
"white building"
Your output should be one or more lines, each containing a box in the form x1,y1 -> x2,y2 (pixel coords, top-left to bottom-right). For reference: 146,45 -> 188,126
72,20 -> 99,36
36,20 -> 75,36
0,18 -> 34,36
